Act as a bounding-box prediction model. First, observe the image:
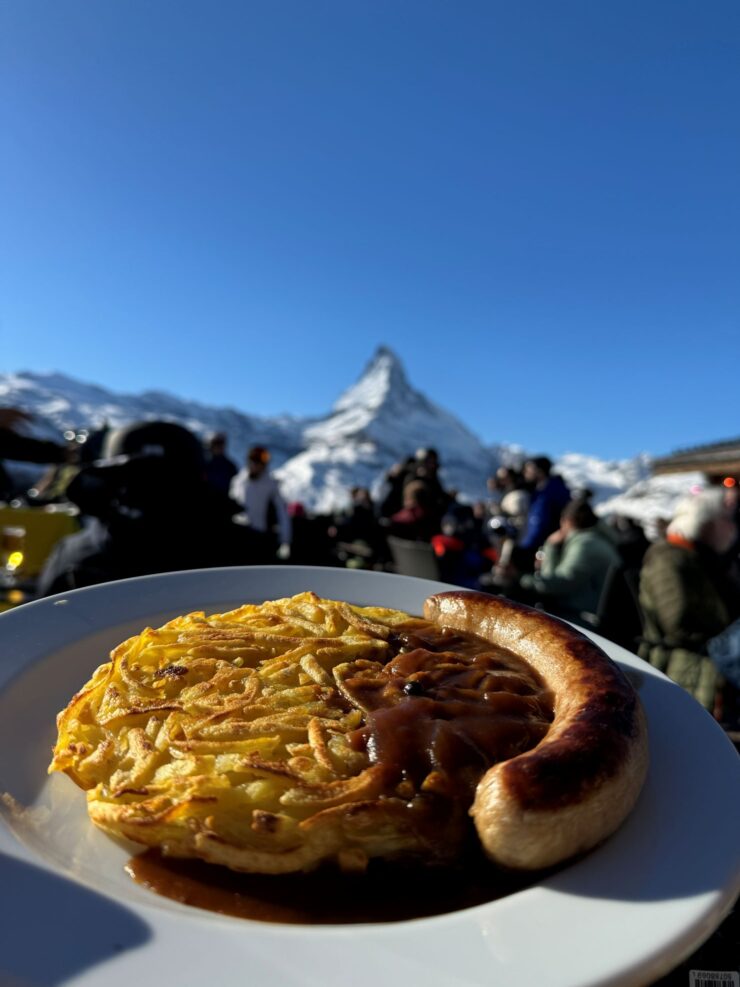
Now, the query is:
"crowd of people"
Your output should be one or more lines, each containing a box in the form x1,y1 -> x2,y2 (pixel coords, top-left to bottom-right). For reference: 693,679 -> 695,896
1,410 -> 739,729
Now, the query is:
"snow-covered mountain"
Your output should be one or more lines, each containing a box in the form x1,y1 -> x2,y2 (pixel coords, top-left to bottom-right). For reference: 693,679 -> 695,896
552,453 -> 705,535
277,347 -> 497,512
553,452 -> 652,501
0,349 -> 498,511
0,371 -> 308,467
0,348 -> 704,523
596,471 -> 706,531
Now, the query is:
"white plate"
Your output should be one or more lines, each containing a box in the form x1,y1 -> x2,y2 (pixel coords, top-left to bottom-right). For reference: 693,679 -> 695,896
0,566 -> 738,987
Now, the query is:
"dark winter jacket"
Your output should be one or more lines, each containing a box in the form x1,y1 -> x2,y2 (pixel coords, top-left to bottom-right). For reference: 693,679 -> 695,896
520,475 -> 571,551
638,538 -> 740,710
204,453 -> 238,496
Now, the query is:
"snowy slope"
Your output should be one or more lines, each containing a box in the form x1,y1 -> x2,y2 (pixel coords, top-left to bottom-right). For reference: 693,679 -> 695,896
553,452 -> 652,501
595,472 -> 707,530
0,372 -> 307,467
0,350 -> 707,525
552,453 -> 706,535
278,348 -> 498,512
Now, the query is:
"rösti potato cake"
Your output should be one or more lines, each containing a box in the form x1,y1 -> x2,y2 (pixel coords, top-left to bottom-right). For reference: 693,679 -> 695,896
50,591 -> 646,874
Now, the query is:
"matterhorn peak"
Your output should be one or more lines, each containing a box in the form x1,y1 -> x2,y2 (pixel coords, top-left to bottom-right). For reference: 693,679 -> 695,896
301,344 -> 490,474
333,345 -> 410,414
0,357 -> 674,521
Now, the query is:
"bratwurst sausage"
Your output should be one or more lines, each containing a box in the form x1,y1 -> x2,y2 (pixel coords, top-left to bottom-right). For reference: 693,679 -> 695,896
424,591 -> 649,870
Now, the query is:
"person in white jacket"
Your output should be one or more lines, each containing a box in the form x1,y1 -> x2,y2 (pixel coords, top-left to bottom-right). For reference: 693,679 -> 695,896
230,446 -> 292,559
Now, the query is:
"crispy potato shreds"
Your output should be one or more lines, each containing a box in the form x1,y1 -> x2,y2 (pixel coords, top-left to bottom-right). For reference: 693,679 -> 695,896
49,592 -> 434,874
298,653 -> 333,686
307,717 -> 336,772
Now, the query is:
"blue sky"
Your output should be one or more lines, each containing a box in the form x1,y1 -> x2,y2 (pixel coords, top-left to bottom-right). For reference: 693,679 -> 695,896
1,1 -> 738,460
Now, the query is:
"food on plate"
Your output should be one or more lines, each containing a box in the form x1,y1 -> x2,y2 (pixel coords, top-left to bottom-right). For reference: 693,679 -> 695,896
50,590 -> 648,874
425,592 -> 649,869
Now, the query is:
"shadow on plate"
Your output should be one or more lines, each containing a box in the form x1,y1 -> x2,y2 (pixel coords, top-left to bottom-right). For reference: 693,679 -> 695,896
0,852 -> 151,986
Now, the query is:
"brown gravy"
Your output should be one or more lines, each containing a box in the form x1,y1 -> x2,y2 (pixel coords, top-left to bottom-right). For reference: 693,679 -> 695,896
126,619 -> 553,924
346,624 -> 553,799
127,848 -> 540,924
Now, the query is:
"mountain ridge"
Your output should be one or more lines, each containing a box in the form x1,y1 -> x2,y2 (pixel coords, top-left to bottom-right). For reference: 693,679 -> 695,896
0,349 -> 700,522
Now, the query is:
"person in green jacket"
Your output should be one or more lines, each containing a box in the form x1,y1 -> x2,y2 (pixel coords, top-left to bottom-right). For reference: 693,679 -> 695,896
519,499 -> 621,623
638,488 -> 740,713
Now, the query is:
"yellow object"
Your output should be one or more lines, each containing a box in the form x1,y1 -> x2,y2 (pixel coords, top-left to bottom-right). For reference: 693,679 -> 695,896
0,506 -> 79,578
6,551 -> 23,570
0,589 -> 27,613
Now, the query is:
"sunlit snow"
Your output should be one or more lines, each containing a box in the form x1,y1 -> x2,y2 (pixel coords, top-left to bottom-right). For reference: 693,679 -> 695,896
0,349 -> 705,525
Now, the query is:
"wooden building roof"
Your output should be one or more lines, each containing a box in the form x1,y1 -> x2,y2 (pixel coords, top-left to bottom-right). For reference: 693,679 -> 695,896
652,437 -> 740,478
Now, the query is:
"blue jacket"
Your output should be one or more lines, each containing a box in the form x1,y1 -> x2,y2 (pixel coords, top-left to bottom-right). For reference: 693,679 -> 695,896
520,475 -> 571,550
